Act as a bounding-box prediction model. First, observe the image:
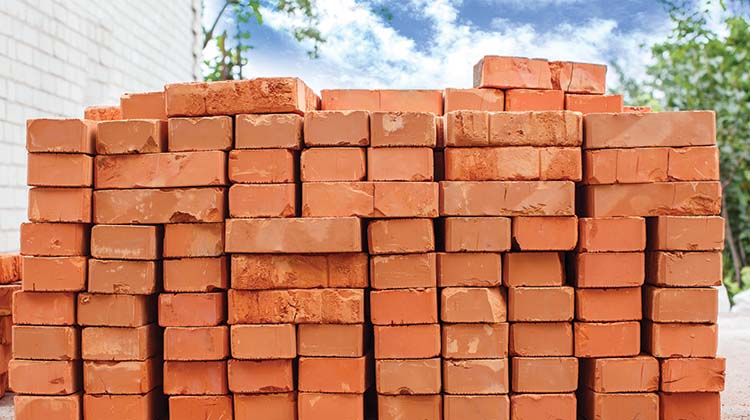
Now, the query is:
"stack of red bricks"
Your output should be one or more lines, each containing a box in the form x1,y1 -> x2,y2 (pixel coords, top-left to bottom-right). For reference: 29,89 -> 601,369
9,55 -> 725,420
0,254 -> 20,397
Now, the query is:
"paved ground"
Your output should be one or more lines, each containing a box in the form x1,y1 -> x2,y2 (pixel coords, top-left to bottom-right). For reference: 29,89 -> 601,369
0,314 -> 746,419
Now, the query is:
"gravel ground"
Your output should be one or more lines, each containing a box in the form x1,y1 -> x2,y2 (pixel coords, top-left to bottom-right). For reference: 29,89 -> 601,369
0,314 -> 745,419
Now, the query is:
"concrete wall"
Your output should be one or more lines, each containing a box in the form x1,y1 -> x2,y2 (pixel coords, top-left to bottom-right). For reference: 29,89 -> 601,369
0,0 -> 202,251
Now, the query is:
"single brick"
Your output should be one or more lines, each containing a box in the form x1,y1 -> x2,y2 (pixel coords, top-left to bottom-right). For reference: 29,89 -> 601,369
441,287 -> 506,323
158,293 -> 225,327
90,225 -> 161,260
583,111 -> 716,149
573,252 -> 645,288
163,360 -> 228,395
442,323 -> 508,360
1,284 -> 20,315
505,89 -> 564,111
163,223 -> 224,257
164,326 -> 229,361
580,391 -> 658,420
228,359 -> 294,394
474,56 -> 552,89
300,355 -> 372,393
646,251 -> 722,287
298,393 -> 364,420
96,119 -> 166,154
298,324 -> 367,357
373,182 -> 439,217
488,111 -> 582,147
443,359 -> 509,395
370,112 -> 437,147
320,89 -> 380,111
20,223 -> 89,257
27,153 -> 92,187
13,291 -> 76,325
93,187 -> 226,224
84,105 -> 122,121
508,287 -> 574,321
436,253 -> 502,287
22,256 -> 86,292
377,395 -> 442,420
229,183 -> 297,218
228,149 -> 296,183
579,355 -> 659,392
234,393 -> 297,420
120,91 -> 167,119
374,324 -> 440,359
12,325 -> 79,360
540,147 -> 582,181
644,286 -> 718,323
512,216 -> 577,250
87,259 -> 158,294
444,111 -> 489,147
78,293 -> 155,327
668,146 -> 720,181
228,289 -> 365,324
83,358 -> 160,395
550,60 -> 607,93
163,257 -> 228,292
379,90 -> 444,114
28,187 -> 92,223
231,253 -> 368,290
82,324 -> 159,361
8,360 -> 80,395
26,119 -> 96,153
376,358 -> 440,395
14,394 -> 82,420
659,392 -> 720,420
0,254 -> 21,283
578,217 -> 646,252
443,88 -> 505,112
442,217 -> 511,252
509,322 -> 573,357
301,147 -> 366,182
231,324 -> 296,360
511,357 -> 577,393
94,151 -> 226,189
574,322 -> 640,357
169,396 -> 232,420
565,94 -> 623,113
445,147 -> 539,181
371,288 -> 438,325
83,391 -> 160,420
371,253 -> 436,289
234,113 -> 303,149
168,116 -> 233,151
368,147 -> 434,181
367,219 -> 434,255
503,252 -> 565,287
643,321 -> 718,358
439,181 -> 575,216
575,287 -> 642,322
225,217 -> 362,253
647,216 -> 724,251
660,358 -> 725,392
303,110 -> 370,146
510,394 -> 576,420
302,182 -> 375,217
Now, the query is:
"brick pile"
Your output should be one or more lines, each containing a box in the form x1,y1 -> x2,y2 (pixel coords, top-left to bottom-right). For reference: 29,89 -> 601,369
0,254 -> 20,397
9,55 -> 725,420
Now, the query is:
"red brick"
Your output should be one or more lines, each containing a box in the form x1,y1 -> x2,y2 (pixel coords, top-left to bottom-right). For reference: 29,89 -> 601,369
83,391 -> 161,420
300,355 -> 372,393
301,182 -> 374,217
373,182 -> 439,217
540,147 -> 582,181
83,359 -> 160,394
371,288 -> 438,325
644,286 -> 717,323
298,324 -> 367,357
379,90 -> 443,114
164,326 -> 229,361
9,360 -> 80,395
27,153 -> 92,187
165,78 -> 319,117
444,111 -> 489,147
298,393 -> 364,420
304,110 -> 369,146
371,253 -> 436,289
0,316 -> 10,343
441,287 -> 506,323
574,322 -> 640,357
14,394 -> 82,420
644,321 -> 718,358
28,187 -> 91,223
374,324 -> 440,359
445,147 -> 539,181
91,225 -> 161,260
231,324 -> 296,360
229,183 -> 297,218
669,145 -> 720,180
444,88 -> 504,112
565,94 -> 623,113
169,396 -> 232,419
120,91 -> 167,120
579,355 -> 659,392
660,358 -> 725,392
444,359 -> 509,394
78,293 -> 154,327
578,217 -> 646,252
442,323 -> 508,359
550,60 -> 607,94
301,147 -> 366,181
580,391 -> 658,420
231,253 -> 367,290
95,151 -> 226,189
234,393 -> 297,420
505,89 -> 564,111
377,395 -> 442,420
158,293 -> 225,327
163,257 -> 228,292
646,251 -> 722,286
26,118 -> 96,154
368,147 -> 433,181
584,148 -> 668,184
511,357 -> 577,393
367,218 -> 434,255
96,119 -> 166,154
225,217 -> 362,253
503,252 -> 565,287
88,259 -> 158,294
12,325 -> 79,360
82,324 -> 159,361
439,181 -> 575,216
164,360 -> 228,395
0,254 -> 20,284
0,284 -> 20,314
512,217 -> 577,251
575,287 -> 641,321
370,112 -> 437,147
84,105 -> 121,121
20,223 -> 89,257
167,116 -> 233,151
163,223 -> 224,257
235,113 -> 303,149
228,289 -> 365,324
489,111 -> 582,146
228,149 -> 296,183
442,217 -> 511,252
647,216 -> 724,251
377,358 -> 440,395
509,322 -> 573,356
93,187 -> 226,224
508,287 -> 573,321
22,256 -> 86,292
13,291 -> 76,325
437,253 -> 502,287
573,252 -> 644,288
228,359 -> 293,394
624,105 -> 652,112
474,56 -> 552,89
659,392 -> 720,420
510,394 -> 575,420
320,89 -> 380,111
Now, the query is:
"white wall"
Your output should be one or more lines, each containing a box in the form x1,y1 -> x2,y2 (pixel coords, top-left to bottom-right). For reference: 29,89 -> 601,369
0,0 -> 202,251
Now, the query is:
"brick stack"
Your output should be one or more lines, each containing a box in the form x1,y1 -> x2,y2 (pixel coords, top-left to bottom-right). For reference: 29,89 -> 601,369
0,254 -> 21,396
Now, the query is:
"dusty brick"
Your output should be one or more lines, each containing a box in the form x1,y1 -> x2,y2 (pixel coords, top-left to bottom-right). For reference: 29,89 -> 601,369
512,216 -> 577,250
225,217 -> 362,253
231,253 -> 367,290
28,187 -> 91,223
443,88 -> 505,112
301,147 -> 366,181
509,322 -> 573,356
228,289 -> 365,324
9,360 -> 80,395
443,359 -> 509,395
474,56 -> 552,89
93,188 -> 226,224
445,147 -> 539,181
95,151 -> 226,189
78,293 -> 155,327
96,119 -> 167,154
503,252 -> 565,287
12,325 -> 79,360
643,321 -> 718,358
235,113 -> 303,149
228,149 -> 296,183
373,182 -> 439,217
164,360 -> 228,395
377,395 -> 442,420
574,322 -> 640,357
583,111 -> 716,149
163,257 -> 227,292
169,396 -> 232,420
580,355 -> 659,392
88,259 -> 158,294
85,105 -> 121,121
444,111 -> 489,147
441,287 -> 506,323
228,359 -> 293,394
26,118 -> 97,154
298,324 -> 367,357
20,223 -> 89,257
371,288 -> 438,325
164,326 -> 229,361
234,393 -> 297,420
0,254 -> 20,284
231,324 -> 295,360
304,110 -> 370,146
647,216 -> 724,251
510,394 -> 576,420
91,225 -> 161,260
168,116 -> 233,151
300,355 -> 372,393
505,89 -> 564,111
377,358 -> 440,395
644,286 -> 717,323
439,181 -> 575,216
370,112 -> 437,147
575,287 -> 642,321
27,153 -> 92,187
436,253 -> 502,287
565,94 -> 623,113
83,391 -> 161,420
367,219 -> 434,255
580,391 -> 658,420
158,293 -> 225,327
646,251 -> 722,286
163,223 -> 224,257
660,358 -> 725,392
488,111 -> 582,147
578,217 -> 646,252
511,357 -> 577,393
442,217 -> 511,252
13,291 -> 76,325
230,183 -> 297,218
298,393 -> 364,420
508,287 -> 574,321
659,392 -> 720,420
14,394 -> 82,420
573,252 -> 645,288
82,324 -> 159,361
550,60 -> 607,94
22,256 -> 86,292
371,253 -> 436,289
368,147 -> 433,181
442,323 -> 508,360
374,324 -> 440,359
120,91 -> 167,120
83,358 -> 160,395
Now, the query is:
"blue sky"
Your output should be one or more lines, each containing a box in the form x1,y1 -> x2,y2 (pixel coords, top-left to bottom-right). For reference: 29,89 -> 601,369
204,0 -> 722,93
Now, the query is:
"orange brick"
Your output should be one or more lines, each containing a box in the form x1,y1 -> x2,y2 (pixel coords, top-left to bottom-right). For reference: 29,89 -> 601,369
12,325 -> 78,360
442,323 -> 508,359
0,316 -> 11,343
94,187 -> 226,224
624,105 -> 652,112
575,288 -> 642,321
228,359 -> 293,394
378,395 -> 442,420
377,358 -> 440,395
163,257 -> 227,292
488,111 -> 582,147
444,88 -> 505,112
439,181 -> 575,216
78,293 -> 154,327
0,284 -> 20,314
0,254 -> 21,283
580,391 -> 658,420
436,253 -> 502,287
225,217 -> 362,253
371,253 -> 436,289
379,90 -> 443,114
669,145 -> 720,181
505,89 -> 564,111
550,60 -> 607,94
87,259 -> 158,294
298,324 -> 367,357
647,216 -> 724,251
508,287 -> 573,321
169,396 -> 232,420
13,291 -> 76,325
20,223 -> 89,257
303,110 -> 370,146
95,151 -> 226,188
644,286 -> 717,323
28,187 -> 91,223
22,256 -> 86,292
228,289 -> 365,324
320,89 -> 380,111
84,105 -> 121,121
579,355 -> 659,392
300,355 -> 371,393
512,217 -> 577,250
573,252 -> 644,288
370,112 -> 437,147
234,393 -> 297,420
90,225 -> 161,260
300,147 -> 366,182
229,183 -> 297,218
167,116 -> 233,151
510,394 -> 576,420
565,94 -> 623,113
584,148 -> 668,184
659,392 -> 720,420
82,324 -> 159,361
374,324 -> 440,359
444,111 -> 489,147
83,358 -> 160,395
235,113 -> 303,149
445,395 -> 509,420
584,111 -> 715,149
228,149 -> 296,183
444,359 -> 509,395
646,251 -> 722,286
367,218 -> 434,255
9,359 -> 80,394
441,287 -> 506,323
15,394 -> 82,420
445,147 -> 539,181
373,182 -> 439,217
163,223 -> 224,257
643,321 -> 718,358
660,358 -> 725,392
158,293 -> 225,327
298,393 -> 364,420
511,357 -> 577,393
371,288 -> 438,325
442,217 -> 511,252
83,390 -> 161,420
26,118 -> 96,153
578,217 -> 646,252
27,153 -> 92,187
503,252 -> 565,287
574,322 -> 640,357
368,147 -> 433,181
474,56 -> 552,89
231,253 -> 367,290
164,360 -> 228,395
231,324 -> 295,360
96,119 -> 166,154
164,326 -> 229,361
509,322 -> 573,356
120,91 -> 167,119
301,182 -> 374,217
540,147 -> 582,181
